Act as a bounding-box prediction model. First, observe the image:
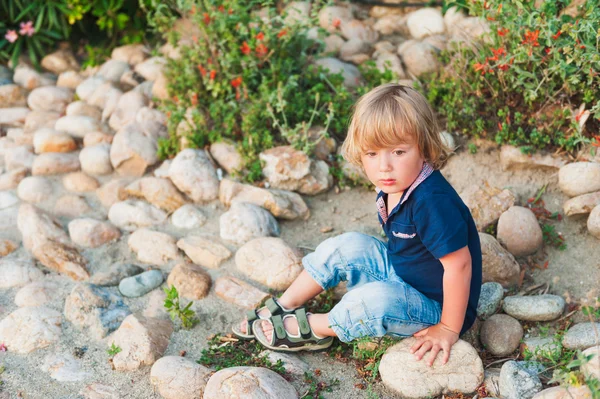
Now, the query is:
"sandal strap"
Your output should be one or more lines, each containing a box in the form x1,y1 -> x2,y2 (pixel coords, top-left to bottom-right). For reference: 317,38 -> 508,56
265,297 -> 284,316
246,309 -> 259,324
271,314 -> 287,341
294,308 -> 312,339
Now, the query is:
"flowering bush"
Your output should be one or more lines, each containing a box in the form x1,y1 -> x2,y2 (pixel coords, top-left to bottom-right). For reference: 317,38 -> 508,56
157,0 -> 395,182
426,0 -> 600,152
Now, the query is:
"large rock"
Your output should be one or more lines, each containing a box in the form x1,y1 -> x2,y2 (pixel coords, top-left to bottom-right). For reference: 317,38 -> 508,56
63,172 -> 100,192
558,162 -> 600,197
33,128 -> 77,153
219,178 -> 310,220
80,143 -> 113,176
119,269 -> 163,298
406,8 -> 445,39
110,122 -> 161,177
379,338 -> 483,398
314,57 -> 363,88
17,176 -> 53,203
563,191 -> 600,216
521,337 -> 561,360
500,146 -> 566,170
214,276 -> 269,310
375,52 -> 406,79
502,295 -> 565,321
27,86 -> 73,113
41,49 -> 79,74
203,366 -> 298,399
110,313 -> 173,371
68,218 -> 121,248
32,152 -> 80,175
259,146 -> 332,195
235,237 -> 303,290
124,177 -> 187,212
499,360 -> 543,399
397,40 -> 440,77
55,115 -> 101,139
108,200 -> 167,231
477,281 -> 504,319
0,306 -> 62,353
562,322 -> 600,350
15,280 -> 60,307
588,204 -> 600,239
0,257 -> 44,288
220,202 -> 280,244
150,356 -> 211,399
168,149 -> 219,203
480,314 -> 523,356
108,91 -> 147,132
171,204 -> 207,229
497,206 -> 543,256
128,228 -> 180,266
479,233 -> 521,287
209,142 -> 243,174
177,236 -> 231,269
166,262 -> 211,300
461,184 -> 516,231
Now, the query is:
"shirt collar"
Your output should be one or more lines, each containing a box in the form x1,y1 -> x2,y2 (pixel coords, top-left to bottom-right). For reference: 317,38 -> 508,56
376,162 -> 434,224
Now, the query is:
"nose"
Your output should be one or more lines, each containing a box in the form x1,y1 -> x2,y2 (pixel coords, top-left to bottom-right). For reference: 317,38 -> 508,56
379,153 -> 392,172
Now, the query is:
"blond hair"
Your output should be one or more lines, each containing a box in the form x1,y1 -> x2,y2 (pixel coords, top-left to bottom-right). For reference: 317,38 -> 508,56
341,83 -> 450,169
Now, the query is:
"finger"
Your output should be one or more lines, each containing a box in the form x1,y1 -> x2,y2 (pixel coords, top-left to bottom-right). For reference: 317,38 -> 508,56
413,327 -> 429,337
427,344 -> 441,367
414,340 -> 433,360
442,343 -> 451,364
410,337 -> 425,353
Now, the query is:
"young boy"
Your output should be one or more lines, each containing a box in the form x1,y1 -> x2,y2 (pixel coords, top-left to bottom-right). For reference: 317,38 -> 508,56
233,83 -> 482,366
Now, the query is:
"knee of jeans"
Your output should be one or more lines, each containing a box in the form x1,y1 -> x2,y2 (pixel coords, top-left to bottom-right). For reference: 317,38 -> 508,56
345,281 -> 410,321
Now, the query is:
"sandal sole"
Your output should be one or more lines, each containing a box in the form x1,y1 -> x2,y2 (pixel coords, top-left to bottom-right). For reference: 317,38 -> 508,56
252,319 -> 334,352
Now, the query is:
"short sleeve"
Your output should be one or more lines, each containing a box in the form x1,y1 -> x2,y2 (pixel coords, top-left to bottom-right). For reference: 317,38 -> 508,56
412,194 -> 468,259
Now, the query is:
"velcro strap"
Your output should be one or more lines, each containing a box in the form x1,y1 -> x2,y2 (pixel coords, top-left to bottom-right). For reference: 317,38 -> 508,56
246,309 -> 259,323
271,315 -> 286,341
295,308 -> 311,339
265,297 -> 283,316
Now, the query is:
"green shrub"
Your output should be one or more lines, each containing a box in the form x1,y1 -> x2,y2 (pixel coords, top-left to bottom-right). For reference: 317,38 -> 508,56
426,0 -> 599,152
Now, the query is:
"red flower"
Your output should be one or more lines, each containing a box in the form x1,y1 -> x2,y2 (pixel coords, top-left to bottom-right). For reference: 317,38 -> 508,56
255,43 -> 268,57
545,48 -> 551,54
277,29 -> 287,38
240,41 -> 251,55
497,27 -> 509,36
473,62 -> 488,75
210,70 -> 216,80
521,29 -> 540,47
203,13 -> 210,25
332,18 -> 341,28
488,47 -> 506,61
551,30 -> 562,40
256,32 -> 264,41
592,135 -> 600,147
231,76 -> 243,88
487,16 -> 496,21
228,8 -> 233,14
197,65 -> 207,77
218,5 -> 225,12
235,88 -> 241,100
191,92 -> 198,106
498,64 -> 509,71
483,1 -> 490,9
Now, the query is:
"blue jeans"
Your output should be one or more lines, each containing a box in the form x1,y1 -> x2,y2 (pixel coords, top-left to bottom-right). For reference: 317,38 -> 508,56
302,232 -> 442,343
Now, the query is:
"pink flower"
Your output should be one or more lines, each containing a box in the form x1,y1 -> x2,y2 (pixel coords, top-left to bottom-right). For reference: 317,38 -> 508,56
0,342 -> 6,352
19,21 -> 35,37
4,30 -> 18,43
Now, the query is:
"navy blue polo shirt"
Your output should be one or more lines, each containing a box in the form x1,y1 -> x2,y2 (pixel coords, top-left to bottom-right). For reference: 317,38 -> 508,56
377,167 -> 482,335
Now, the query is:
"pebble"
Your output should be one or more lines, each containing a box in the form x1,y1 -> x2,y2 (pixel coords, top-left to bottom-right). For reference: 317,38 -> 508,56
0,257 -> 44,288
110,122 -> 158,176
406,8 -> 445,39
203,366 -> 298,399
498,360 -> 543,399
119,269 -> 163,297
112,44 -> 149,65
68,218 -> 121,248
260,351 -> 310,376
532,386 -> 593,399
33,128 -> 77,153
502,294 -> 565,321
562,322 -> 600,350
480,314 -> 523,356
90,263 -> 144,287
166,263 -> 211,300
97,179 -> 130,209
56,71 -> 84,90
150,356 -> 211,399
477,282 -> 504,319
127,228 -> 180,266
108,200 -> 167,231
66,100 -> 102,120
32,152 -> 81,175
0,238 -> 17,256
55,115 -> 101,139
558,162 -> 600,197
98,59 -> 131,82
171,204 -> 207,229
17,176 -> 53,203
460,184 -> 516,231
176,236 -> 231,269
581,345 -> 600,380
63,172 -> 100,192
79,143 -> 113,176
588,204 -> 600,239
397,40 -> 440,77
563,191 -> 600,216
209,142 -> 242,174
123,177 -> 187,212
499,145 -> 566,171
314,57 -> 363,89
108,91 -> 147,132
497,206 -> 543,257
41,353 -> 91,382
0,306 -> 62,353
520,337 -> 561,360
214,276 -> 269,309
318,6 -> 353,33
134,56 -> 165,81
54,195 -> 92,218
5,144 -> 34,171
219,202 -> 280,245
479,233 -> 522,288
0,107 -> 30,125
27,86 -> 73,113
168,149 -> 219,203
0,167 -> 28,190
14,280 -> 60,307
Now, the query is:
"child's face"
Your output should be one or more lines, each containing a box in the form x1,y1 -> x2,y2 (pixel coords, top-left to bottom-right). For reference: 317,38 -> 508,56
360,141 -> 424,196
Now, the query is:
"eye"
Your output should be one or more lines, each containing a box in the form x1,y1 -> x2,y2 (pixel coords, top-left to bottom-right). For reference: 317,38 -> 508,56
393,150 -> 405,156
365,151 -> 377,157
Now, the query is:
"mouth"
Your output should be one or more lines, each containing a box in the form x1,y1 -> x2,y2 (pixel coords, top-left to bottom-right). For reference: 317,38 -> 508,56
379,179 -> 396,186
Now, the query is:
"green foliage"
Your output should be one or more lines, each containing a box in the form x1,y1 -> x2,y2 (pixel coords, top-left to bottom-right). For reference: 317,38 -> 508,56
163,285 -> 198,329
300,371 -> 340,399
107,342 -> 122,356
468,143 -> 478,154
307,288 -> 337,314
426,0 -> 600,153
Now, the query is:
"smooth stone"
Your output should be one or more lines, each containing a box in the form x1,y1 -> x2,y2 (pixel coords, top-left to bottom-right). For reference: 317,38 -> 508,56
27,86 -> 73,113
340,19 -> 378,44
0,238 -> 17,256
90,263 -> 144,287
0,107 -> 30,125
33,128 -> 77,153
397,40 -> 440,77
76,76 -> 106,101
177,236 -> 231,269
214,276 -> 269,310
108,91 -> 147,132
4,144 -> 34,171
499,360 -> 543,399
479,233 -> 522,288
558,162 -> 600,197
484,368 -> 501,397
562,322 -> 600,350
128,228 -> 180,266
83,131 -> 113,147
134,56 -> 165,81
98,59 -> 130,82
17,176 -> 53,203
13,64 -> 54,90
24,110 -> 60,134
203,366 -> 298,399
168,149 -> 219,203
0,191 -> 19,209
260,351 -> 310,376
497,206 -> 543,257
0,306 -> 62,353
460,184 -> 516,231
480,314 -> 523,356
532,386 -> 593,399
110,122 -> 159,177
166,263 -> 211,300
97,179 -> 130,209
314,57 -> 363,88
56,71 -> 84,90
502,294 -> 565,321
41,49 -> 79,74
477,282 -> 504,319
119,269 -> 163,297
66,101 -> 102,120
15,280 -> 60,307
68,218 -> 120,248
123,177 -> 187,213
0,257 -> 44,288
500,145 -> 566,171
171,204 -> 207,229
112,44 -> 148,65
588,204 -> 600,239
406,8 -> 445,39
63,172 -> 100,192
563,191 -> 600,216
41,353 -> 91,382
54,195 -> 92,218
80,143 -> 113,176
108,200 -> 167,231
32,152 -> 81,176
581,345 -> 600,380
220,202 -> 280,245
150,356 -> 211,399
80,383 -> 120,399
0,84 -> 26,107
209,141 -> 243,174
55,115 -> 101,139
318,6 -> 353,33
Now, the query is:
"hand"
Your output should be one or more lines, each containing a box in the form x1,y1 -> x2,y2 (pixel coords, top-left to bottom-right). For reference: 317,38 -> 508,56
410,323 -> 459,366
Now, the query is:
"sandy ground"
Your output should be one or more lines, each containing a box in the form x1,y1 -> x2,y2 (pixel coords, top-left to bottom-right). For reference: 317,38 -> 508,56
0,140 -> 598,399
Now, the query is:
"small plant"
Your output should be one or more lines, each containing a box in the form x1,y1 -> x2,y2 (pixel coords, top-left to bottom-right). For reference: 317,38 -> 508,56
107,342 -> 122,357
526,185 -> 566,250
163,285 -> 198,329
300,370 -> 339,399
468,143 -> 478,154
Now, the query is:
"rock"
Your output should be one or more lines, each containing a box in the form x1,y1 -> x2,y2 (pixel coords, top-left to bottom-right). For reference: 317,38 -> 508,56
17,176 -> 53,203
497,206 -> 543,256
0,239 -> 17,256
214,276 -> 269,309
375,52 -> 406,79
318,6 -> 353,33
15,280 -> 59,307
406,8 -> 445,39
166,262 -> 211,300
64,283 -> 131,339
0,107 -> 30,125
4,144 -> 34,171
41,49 -> 79,74
171,204 -> 207,229
133,80 -> 154,99
397,40 -> 440,77
112,44 -> 148,65
0,167 -> 27,190
108,200 -> 167,231
98,59 -> 130,82
484,368 -> 501,397
55,115 -> 101,140
0,306 -> 62,353
499,360 -> 543,399
134,57 -> 165,81
441,131 -> 456,150
532,386 -> 594,399
54,195 -> 92,218
110,122 -> 160,176
17,203 -> 89,280
24,110 -> 60,133
581,345 -> 600,380
79,143 -> 112,176
56,71 -> 84,90
588,204 -> 600,239
479,233 -> 522,287
461,184 -> 516,231
558,162 -> 600,197
0,257 -> 43,288
564,191 -> 600,216
150,356 -> 211,399
220,202 -> 280,244
562,322 -> 600,350
219,178 -> 310,220
128,228 -> 180,266
119,269 -> 163,297
168,149 -> 219,203
110,313 -> 173,371
480,314 -> 523,356
90,263 -> 144,287
124,177 -> 187,212
68,218 -> 120,248
6,127 -> 30,145
80,383 -> 120,399
109,91 -> 147,132
63,172 -> 100,192
235,237 -> 303,290
33,128 -> 77,153
13,65 -> 54,90
500,146 -> 566,170
209,142 -> 243,174
84,131 -> 113,147
339,38 -> 371,62
32,152 -> 80,175
27,86 -> 73,113
323,35 -> 345,54
76,76 -> 106,101
502,295 -> 565,321
521,337 -> 561,360
340,19 -> 378,44
314,57 -> 363,88
0,84 -> 27,107
203,366 -> 298,399
0,191 -> 19,209
151,72 -> 168,100
283,1 -> 311,26
373,16 -> 403,36
379,338 -> 483,398
477,282 -> 503,319
448,16 -> 490,43
260,351 -> 310,376
66,101 -> 102,120
97,179 -> 130,209
177,236 -> 231,269
41,353 -> 90,382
